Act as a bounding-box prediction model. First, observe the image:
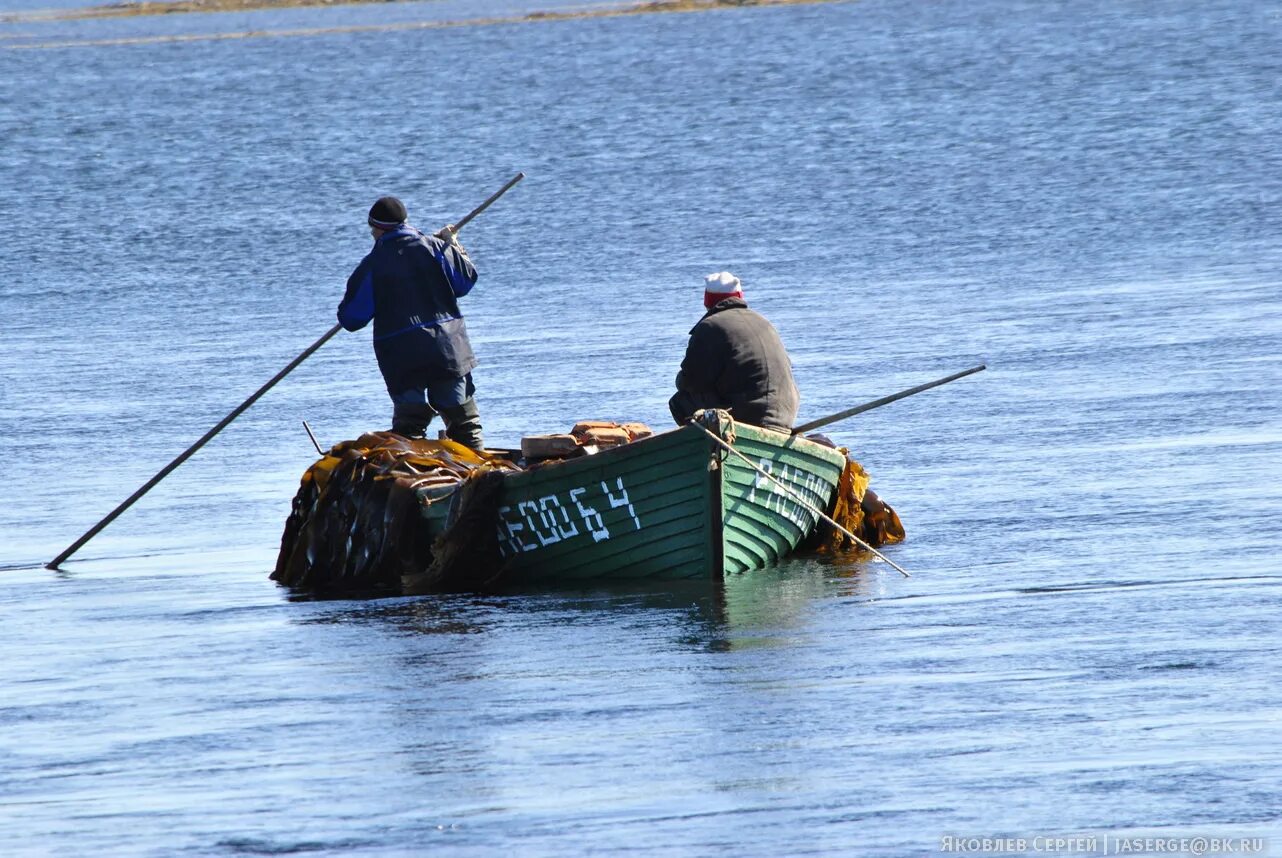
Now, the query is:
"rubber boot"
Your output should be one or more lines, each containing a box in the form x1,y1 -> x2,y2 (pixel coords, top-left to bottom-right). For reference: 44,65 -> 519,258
440,399 -> 484,452
391,401 -> 437,439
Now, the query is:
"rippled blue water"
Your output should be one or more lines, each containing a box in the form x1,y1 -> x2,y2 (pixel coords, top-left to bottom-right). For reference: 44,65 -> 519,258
2,0 -> 1280,853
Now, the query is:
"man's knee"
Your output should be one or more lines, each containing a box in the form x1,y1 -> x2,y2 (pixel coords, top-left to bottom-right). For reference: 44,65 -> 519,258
391,399 -> 437,439
440,398 -> 484,452
426,374 -> 474,411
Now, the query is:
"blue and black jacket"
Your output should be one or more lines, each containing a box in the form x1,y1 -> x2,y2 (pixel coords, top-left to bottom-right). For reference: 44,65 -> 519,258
338,225 -> 479,392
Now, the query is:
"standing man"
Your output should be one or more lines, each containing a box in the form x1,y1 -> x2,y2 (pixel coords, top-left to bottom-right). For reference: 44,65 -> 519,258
669,271 -> 800,433
338,195 -> 485,450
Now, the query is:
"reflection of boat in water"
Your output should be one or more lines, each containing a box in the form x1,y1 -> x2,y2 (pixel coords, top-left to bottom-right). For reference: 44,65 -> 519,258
290,562 -> 889,664
272,411 -> 900,595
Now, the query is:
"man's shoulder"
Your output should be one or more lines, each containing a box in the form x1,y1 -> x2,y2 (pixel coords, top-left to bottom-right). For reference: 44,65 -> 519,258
381,225 -> 438,245
700,302 -> 769,327
371,229 -> 443,261
691,307 -> 748,340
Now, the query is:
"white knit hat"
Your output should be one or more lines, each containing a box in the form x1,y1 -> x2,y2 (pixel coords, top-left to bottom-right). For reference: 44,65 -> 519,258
704,271 -> 742,296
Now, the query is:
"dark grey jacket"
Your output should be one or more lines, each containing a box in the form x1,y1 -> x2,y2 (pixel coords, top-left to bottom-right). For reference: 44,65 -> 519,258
669,297 -> 800,433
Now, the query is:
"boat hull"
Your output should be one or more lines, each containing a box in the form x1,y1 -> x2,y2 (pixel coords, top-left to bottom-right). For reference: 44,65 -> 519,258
487,422 -> 847,581
719,422 -> 848,574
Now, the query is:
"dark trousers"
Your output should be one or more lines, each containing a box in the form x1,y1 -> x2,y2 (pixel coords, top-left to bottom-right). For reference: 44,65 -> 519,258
390,373 -> 484,451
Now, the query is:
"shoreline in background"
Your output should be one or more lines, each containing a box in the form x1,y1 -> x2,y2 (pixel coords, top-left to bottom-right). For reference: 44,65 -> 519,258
5,0 -> 837,23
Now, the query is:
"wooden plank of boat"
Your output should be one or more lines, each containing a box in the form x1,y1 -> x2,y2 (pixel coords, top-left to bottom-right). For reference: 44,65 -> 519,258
486,420 -> 848,581
719,421 -> 848,574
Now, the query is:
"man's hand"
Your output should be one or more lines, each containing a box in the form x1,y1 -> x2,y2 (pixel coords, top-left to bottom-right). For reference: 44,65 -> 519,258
434,224 -> 458,243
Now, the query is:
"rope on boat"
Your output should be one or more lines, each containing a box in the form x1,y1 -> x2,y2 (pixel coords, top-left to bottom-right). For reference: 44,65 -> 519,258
693,421 -> 913,578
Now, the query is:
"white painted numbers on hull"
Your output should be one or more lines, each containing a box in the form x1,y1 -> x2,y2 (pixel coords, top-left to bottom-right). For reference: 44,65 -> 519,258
498,477 -> 642,557
748,458 -> 826,531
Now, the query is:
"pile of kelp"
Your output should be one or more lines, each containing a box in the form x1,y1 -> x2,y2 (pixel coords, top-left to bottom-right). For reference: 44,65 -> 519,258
800,452 -> 905,553
271,432 -> 519,594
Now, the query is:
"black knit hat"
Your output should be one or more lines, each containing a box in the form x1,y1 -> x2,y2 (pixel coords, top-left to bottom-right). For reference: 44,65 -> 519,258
368,196 -> 407,229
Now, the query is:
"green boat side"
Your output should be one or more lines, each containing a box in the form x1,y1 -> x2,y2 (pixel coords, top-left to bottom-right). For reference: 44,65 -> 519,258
494,424 -> 714,581
485,421 -> 846,582
718,422 -> 848,574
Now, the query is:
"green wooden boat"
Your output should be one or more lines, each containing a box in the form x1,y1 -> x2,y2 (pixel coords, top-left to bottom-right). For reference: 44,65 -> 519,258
481,418 -> 848,582
275,370 -> 968,591
275,416 -> 849,592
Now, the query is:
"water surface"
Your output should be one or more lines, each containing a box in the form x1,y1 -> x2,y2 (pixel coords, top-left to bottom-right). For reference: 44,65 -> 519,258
1,0 -> 1280,853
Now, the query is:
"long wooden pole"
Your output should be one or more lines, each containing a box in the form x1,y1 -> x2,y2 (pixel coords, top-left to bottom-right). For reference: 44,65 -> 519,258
46,325 -> 342,569
792,364 -> 986,436
450,171 -> 524,232
47,172 -> 525,570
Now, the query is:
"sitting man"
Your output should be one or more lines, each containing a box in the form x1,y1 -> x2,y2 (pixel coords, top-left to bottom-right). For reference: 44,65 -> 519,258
669,272 -> 800,433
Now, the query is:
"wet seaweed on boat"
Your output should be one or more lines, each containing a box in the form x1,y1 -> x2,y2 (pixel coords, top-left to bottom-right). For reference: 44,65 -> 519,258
800,455 -> 906,553
271,433 -> 518,593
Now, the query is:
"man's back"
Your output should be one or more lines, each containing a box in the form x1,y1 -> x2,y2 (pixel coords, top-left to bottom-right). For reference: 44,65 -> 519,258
341,226 -> 476,340
673,297 -> 800,433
